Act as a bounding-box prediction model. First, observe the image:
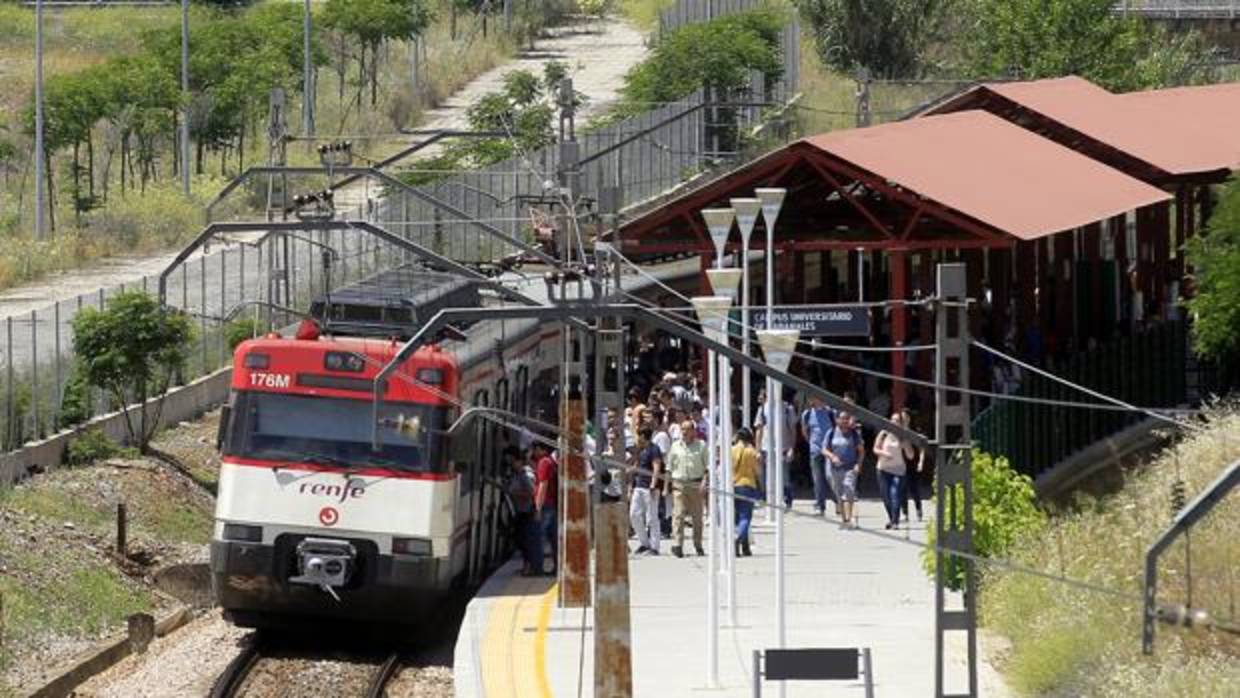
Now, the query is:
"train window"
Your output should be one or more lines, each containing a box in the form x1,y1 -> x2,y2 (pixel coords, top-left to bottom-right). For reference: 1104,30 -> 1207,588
497,379 -> 510,413
515,366 -> 529,416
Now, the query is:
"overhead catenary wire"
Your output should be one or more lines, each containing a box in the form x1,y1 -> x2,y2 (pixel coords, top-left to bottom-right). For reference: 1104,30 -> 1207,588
341,345 -> 1155,609
973,339 -> 1205,432
603,247 -> 1200,417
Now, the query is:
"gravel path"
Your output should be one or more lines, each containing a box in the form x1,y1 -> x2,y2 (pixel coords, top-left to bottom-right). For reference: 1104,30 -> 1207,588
74,611 -> 250,698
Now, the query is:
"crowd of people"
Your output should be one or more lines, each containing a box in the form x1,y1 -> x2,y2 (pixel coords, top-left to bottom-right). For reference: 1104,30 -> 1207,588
503,334 -> 932,573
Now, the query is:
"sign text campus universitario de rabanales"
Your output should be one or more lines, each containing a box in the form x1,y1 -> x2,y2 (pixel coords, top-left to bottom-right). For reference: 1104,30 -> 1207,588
747,306 -> 871,337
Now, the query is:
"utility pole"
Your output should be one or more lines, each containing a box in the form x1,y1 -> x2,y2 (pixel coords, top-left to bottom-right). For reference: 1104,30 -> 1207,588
303,0 -> 315,138
557,77 -> 590,608
266,88 -> 288,222
934,262 -> 978,698
855,67 -> 872,128
593,488 -> 633,698
33,0 -> 45,239
180,0 -> 191,197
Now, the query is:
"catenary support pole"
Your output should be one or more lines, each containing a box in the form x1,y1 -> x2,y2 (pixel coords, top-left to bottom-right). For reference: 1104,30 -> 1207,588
934,262 -> 977,698
593,499 -> 633,698
34,0 -> 45,239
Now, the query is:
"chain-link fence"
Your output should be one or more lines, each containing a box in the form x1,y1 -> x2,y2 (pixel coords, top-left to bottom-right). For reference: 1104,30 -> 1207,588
0,229 -> 404,452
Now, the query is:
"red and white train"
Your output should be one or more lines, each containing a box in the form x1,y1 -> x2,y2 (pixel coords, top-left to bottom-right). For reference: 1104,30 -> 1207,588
210,262 -> 695,627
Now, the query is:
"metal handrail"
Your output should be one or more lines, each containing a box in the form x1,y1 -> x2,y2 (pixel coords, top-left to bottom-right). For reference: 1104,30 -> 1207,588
1142,459 -> 1240,653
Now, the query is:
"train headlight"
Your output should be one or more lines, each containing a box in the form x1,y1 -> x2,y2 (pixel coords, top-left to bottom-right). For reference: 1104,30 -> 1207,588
392,537 -> 432,557
223,523 -> 263,543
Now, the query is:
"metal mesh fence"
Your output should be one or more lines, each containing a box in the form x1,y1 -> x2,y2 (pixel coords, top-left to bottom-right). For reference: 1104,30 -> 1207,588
0,1 -> 803,455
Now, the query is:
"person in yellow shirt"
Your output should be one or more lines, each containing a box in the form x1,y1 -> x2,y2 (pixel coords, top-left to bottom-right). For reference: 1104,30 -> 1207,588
731,428 -> 762,557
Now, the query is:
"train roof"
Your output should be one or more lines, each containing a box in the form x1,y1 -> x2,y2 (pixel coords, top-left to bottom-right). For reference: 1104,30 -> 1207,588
309,267 -> 480,340
310,255 -> 700,375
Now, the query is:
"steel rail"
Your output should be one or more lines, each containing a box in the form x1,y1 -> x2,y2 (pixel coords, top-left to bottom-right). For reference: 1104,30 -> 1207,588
365,652 -> 403,698
209,638 -> 263,698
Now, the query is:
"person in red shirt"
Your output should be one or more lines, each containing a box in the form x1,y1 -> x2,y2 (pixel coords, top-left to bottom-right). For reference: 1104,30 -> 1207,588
533,442 -> 559,576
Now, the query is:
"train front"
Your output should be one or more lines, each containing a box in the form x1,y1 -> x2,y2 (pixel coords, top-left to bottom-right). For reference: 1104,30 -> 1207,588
210,334 -> 462,627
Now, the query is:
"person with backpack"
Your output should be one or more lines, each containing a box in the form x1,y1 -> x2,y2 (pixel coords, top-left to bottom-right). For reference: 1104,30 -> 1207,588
504,446 -> 539,576
800,396 -> 836,516
532,442 -> 559,575
873,410 -> 915,530
822,411 -> 865,528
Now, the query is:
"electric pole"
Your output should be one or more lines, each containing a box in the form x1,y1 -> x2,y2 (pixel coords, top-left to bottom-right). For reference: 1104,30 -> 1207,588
180,0 -> 191,197
303,0 -> 315,137
33,0 -> 45,239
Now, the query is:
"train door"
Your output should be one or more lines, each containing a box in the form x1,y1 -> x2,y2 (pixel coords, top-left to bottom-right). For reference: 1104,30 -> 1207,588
488,378 -> 511,566
467,388 -> 489,584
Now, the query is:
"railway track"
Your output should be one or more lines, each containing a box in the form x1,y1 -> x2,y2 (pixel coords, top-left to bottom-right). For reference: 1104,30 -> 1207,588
209,634 -> 405,698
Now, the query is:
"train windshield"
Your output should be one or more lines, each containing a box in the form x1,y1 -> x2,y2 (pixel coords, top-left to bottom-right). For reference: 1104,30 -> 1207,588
225,391 -> 447,472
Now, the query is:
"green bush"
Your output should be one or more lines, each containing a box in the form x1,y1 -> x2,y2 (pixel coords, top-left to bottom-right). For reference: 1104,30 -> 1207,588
922,448 -> 1045,591
58,359 -> 94,429
66,428 -> 133,466
224,317 -> 263,352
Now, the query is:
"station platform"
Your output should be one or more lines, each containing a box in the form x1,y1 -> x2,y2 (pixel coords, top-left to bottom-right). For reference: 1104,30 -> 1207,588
454,499 -> 1011,697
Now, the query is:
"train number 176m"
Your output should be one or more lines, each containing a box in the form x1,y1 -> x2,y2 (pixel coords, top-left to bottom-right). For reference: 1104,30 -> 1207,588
249,372 -> 292,389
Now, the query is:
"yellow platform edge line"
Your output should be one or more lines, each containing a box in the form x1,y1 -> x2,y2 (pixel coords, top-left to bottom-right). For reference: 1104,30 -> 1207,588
534,583 -> 557,698
477,575 -> 558,698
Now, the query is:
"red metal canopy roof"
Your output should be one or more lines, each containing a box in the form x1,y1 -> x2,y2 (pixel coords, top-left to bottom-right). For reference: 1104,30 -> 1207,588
924,76 -> 1240,181
1114,82 -> 1240,174
801,111 -> 1170,241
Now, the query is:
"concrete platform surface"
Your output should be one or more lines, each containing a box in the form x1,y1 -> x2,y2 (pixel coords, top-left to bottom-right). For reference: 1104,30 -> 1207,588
455,499 -> 1011,697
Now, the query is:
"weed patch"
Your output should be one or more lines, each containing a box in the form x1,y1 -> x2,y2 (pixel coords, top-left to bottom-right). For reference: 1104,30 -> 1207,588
980,408 -> 1240,696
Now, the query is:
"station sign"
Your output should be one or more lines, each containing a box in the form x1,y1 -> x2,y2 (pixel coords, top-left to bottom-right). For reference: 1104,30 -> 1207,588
748,305 -> 871,337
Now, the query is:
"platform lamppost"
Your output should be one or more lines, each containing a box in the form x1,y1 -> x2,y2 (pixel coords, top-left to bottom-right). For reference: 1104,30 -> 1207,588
755,188 -> 786,522
758,328 -> 799,698
731,197 -> 761,456
691,294 -> 732,690
701,208 -> 734,587
707,266 -> 742,628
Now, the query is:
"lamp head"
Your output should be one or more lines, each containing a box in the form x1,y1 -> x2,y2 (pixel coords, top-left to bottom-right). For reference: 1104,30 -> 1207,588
756,329 -> 800,373
705,268 -> 743,302
701,208 -> 735,260
755,188 -> 787,230
730,198 -> 761,243
690,295 -> 733,342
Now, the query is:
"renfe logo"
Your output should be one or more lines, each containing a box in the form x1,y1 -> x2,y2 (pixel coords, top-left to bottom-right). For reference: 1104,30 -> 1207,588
300,481 -> 365,503
249,372 -> 291,389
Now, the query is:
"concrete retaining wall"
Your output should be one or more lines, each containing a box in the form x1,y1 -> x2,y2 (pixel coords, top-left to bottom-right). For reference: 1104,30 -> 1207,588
0,368 -> 232,487
1035,416 -> 1166,499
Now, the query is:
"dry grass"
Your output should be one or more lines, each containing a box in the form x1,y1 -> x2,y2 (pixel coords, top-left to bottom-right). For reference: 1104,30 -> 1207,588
0,2 -> 536,290
981,407 -> 1240,697
617,0 -> 673,32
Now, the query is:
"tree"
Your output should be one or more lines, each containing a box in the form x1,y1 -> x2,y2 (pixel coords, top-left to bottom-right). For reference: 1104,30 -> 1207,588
619,9 -> 784,113
797,0 -> 949,78
322,0 -> 433,106
1186,178 -> 1240,361
962,0 -> 1202,91
71,290 -> 194,453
